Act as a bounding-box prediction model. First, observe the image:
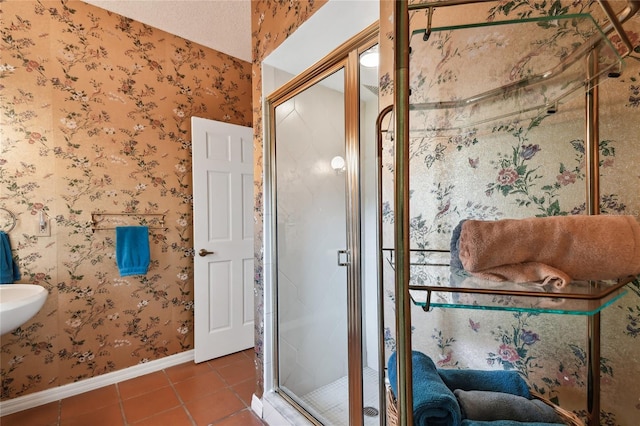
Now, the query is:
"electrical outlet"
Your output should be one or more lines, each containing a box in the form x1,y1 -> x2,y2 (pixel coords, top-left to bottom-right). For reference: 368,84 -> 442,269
35,218 -> 51,237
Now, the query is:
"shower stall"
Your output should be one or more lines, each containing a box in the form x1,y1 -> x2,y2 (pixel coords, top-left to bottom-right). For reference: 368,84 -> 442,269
262,21 -> 383,426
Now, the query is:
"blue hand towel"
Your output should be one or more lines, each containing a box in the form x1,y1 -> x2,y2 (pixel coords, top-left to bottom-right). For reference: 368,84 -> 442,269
438,368 -> 531,399
116,226 -> 150,276
388,351 -> 462,426
0,231 -> 21,284
462,421 -> 564,426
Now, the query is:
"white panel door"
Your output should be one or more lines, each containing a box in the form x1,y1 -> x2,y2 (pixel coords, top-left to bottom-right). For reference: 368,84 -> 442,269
192,117 -> 254,363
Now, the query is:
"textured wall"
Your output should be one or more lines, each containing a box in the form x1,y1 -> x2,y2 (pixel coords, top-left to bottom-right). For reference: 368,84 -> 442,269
1,0 -> 251,400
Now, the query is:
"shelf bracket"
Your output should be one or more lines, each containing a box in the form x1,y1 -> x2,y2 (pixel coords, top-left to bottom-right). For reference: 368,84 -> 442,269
423,7 -> 434,41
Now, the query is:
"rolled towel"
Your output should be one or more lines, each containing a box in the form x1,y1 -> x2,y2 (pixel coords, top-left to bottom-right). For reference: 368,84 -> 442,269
451,221 -> 571,288
438,368 -> 530,398
455,390 -> 563,424
388,351 -> 462,426
461,421 -> 564,426
458,215 -> 640,287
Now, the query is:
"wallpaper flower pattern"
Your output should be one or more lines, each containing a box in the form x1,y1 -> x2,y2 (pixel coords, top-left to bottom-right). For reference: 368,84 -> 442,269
250,0 -> 326,398
379,1 -> 640,425
1,0 -> 251,400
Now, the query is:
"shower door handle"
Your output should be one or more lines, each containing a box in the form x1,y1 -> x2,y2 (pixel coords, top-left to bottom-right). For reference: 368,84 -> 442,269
337,249 -> 350,266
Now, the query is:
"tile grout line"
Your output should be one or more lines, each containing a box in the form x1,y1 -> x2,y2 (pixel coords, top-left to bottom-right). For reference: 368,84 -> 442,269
114,382 -> 128,426
112,370 -> 175,425
162,367 -> 199,426
124,369 -> 192,425
56,399 -> 62,426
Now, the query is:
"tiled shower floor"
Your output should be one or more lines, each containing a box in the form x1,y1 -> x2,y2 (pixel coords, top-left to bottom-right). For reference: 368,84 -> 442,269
300,367 -> 381,426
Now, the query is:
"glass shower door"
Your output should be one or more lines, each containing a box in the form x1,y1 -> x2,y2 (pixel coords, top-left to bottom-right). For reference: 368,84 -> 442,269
274,67 -> 350,424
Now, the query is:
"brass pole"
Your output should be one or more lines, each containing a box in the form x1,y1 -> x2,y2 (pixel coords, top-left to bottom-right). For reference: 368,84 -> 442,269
376,105 -> 394,424
345,48 -> 364,426
585,59 -> 600,216
394,1 -> 413,425
585,49 -> 601,426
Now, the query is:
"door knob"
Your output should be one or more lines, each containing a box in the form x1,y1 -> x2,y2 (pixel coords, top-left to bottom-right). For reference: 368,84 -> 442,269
199,249 -> 214,257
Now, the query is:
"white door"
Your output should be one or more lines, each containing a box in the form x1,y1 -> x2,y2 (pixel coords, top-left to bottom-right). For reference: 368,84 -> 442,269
192,117 -> 254,363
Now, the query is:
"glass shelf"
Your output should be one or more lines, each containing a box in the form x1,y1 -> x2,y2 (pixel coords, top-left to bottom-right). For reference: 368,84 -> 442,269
408,264 -> 634,316
408,14 -> 622,131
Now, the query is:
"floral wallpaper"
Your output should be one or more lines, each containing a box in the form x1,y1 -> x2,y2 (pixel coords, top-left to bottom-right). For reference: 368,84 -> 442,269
379,1 -> 640,425
1,0 -> 251,400
250,0 -> 327,399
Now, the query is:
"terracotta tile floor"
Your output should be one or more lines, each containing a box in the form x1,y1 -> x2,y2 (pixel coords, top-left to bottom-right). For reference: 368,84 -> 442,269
1,349 -> 268,426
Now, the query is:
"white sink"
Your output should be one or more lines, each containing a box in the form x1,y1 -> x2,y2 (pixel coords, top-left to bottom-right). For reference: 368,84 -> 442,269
0,284 -> 47,335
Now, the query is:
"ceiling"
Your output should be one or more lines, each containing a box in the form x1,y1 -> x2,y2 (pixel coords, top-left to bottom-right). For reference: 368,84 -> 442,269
84,0 -> 252,61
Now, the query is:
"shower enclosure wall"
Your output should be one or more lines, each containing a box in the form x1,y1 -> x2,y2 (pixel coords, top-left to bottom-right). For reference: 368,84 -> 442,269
261,11 -> 383,425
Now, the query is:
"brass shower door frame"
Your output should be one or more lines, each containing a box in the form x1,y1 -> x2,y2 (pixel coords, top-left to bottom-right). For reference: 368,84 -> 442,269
265,23 -> 380,426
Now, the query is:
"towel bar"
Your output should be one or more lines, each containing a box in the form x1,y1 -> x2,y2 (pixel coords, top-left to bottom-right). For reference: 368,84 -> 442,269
90,212 -> 167,233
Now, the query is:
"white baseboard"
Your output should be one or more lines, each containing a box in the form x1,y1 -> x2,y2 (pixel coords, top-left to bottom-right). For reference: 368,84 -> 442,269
0,349 -> 194,416
251,393 -> 263,417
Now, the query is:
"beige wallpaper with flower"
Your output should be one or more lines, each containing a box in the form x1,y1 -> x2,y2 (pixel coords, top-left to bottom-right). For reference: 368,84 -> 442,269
1,0 -> 251,400
250,0 -> 327,398
378,1 -> 640,425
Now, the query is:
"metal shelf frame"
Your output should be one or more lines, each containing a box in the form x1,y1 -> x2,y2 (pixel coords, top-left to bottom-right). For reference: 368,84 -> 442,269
387,1 -> 640,425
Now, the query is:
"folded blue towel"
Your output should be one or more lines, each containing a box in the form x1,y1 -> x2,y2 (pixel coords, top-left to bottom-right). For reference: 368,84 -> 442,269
455,390 -> 562,423
388,351 -> 462,426
1,231 -> 21,284
438,368 -> 531,398
462,421 -> 564,426
116,226 -> 150,276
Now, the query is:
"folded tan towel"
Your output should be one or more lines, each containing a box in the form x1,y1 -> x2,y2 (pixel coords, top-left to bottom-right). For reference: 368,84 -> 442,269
458,215 -> 640,287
